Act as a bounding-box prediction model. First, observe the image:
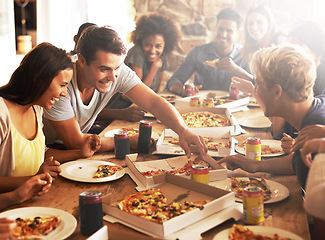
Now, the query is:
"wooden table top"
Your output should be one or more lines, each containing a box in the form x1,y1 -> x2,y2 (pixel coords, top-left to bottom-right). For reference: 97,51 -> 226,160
4,107 -> 311,240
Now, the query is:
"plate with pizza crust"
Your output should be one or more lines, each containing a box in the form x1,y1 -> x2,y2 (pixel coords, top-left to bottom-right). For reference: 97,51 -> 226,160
104,128 -> 160,141
209,177 -> 289,204
0,207 -> 77,240
238,116 -> 271,129
235,139 -> 285,158
59,160 -> 125,183
213,225 -> 303,240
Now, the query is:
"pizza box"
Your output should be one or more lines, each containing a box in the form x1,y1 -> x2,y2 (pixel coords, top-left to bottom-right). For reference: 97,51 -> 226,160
155,128 -> 237,157
125,153 -> 227,189
102,173 -> 235,238
176,106 -> 241,136
174,90 -> 250,110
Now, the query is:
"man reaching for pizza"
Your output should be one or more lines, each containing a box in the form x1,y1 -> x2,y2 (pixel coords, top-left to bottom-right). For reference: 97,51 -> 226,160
219,44 -> 325,240
43,26 -> 207,158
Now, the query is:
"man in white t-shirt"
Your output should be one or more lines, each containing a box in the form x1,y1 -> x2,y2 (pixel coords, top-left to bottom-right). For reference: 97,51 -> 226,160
43,26 -> 207,158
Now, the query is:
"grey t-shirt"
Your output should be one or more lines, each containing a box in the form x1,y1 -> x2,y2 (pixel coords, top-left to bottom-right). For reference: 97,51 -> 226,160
43,63 -> 141,144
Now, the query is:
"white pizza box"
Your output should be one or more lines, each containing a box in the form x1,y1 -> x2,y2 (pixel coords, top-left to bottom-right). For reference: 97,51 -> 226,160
155,128 -> 237,157
102,173 -> 235,238
125,153 -> 227,189
174,90 -> 250,110
176,106 -> 242,135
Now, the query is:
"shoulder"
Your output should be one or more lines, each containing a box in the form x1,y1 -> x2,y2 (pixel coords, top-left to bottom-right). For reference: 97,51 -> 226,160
0,98 -> 11,137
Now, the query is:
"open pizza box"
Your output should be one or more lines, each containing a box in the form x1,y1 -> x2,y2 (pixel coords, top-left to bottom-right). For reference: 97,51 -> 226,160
176,106 -> 242,136
154,128 -> 237,157
125,153 -> 227,189
102,173 -> 235,238
174,90 -> 250,110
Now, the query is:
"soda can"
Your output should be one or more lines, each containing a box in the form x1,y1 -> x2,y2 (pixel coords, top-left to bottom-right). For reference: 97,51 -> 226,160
191,164 -> 209,184
243,186 -> 264,224
114,131 -> 130,159
138,120 -> 152,154
190,97 -> 201,107
246,137 -> 262,161
184,83 -> 195,97
203,98 -> 214,107
79,191 -> 103,236
229,82 -> 239,100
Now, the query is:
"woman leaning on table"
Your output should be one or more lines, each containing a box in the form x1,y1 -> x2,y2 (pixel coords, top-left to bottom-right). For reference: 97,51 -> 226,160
0,42 -> 101,194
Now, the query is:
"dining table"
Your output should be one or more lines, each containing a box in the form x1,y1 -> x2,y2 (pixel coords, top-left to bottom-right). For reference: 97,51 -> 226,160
3,103 -> 311,240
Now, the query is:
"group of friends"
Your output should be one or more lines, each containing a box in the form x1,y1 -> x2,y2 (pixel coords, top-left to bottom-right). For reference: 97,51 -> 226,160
0,5 -> 325,240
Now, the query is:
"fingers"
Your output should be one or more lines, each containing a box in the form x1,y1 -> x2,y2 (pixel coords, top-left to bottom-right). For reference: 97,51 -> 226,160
299,148 -> 312,168
90,134 -> 101,151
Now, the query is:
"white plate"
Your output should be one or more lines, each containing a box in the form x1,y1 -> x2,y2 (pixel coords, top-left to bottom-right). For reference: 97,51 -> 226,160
59,160 -> 125,183
213,225 -> 303,240
209,177 -> 289,204
236,139 -> 285,158
104,129 -> 160,141
0,207 -> 77,240
238,116 -> 271,129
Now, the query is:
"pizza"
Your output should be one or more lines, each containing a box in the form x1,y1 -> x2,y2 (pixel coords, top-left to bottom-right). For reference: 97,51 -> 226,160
141,159 -> 212,177
181,111 -> 230,128
161,95 -> 176,103
229,224 -> 292,240
213,98 -> 234,106
93,164 -> 123,178
203,58 -> 220,68
206,141 -> 230,151
118,188 -> 209,223
168,137 -> 213,144
12,216 -> 60,239
120,128 -> 139,136
230,176 -> 272,201
238,141 -> 282,155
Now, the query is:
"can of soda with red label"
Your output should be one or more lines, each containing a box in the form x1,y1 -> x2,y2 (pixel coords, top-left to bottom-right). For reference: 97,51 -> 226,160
79,191 -> 103,236
138,120 -> 152,154
114,131 -> 130,159
243,186 -> 264,224
246,137 -> 262,161
229,82 -> 239,100
184,83 -> 195,97
191,164 -> 209,184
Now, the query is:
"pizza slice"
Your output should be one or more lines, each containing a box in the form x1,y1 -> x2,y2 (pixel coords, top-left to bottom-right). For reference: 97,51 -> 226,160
203,59 -> 220,68
207,141 -> 230,151
93,165 -> 123,178
12,216 -> 60,239
120,128 -> 139,136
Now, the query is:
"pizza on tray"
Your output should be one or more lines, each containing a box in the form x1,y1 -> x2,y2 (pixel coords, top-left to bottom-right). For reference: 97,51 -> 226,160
120,128 -> 139,136
213,98 -> 234,106
161,95 -> 176,103
238,141 -> 282,155
181,111 -> 230,128
229,224 -> 293,240
12,216 -> 60,239
167,137 -> 230,151
93,165 -> 123,178
203,58 -> 220,68
230,176 -> 272,201
118,188 -> 209,223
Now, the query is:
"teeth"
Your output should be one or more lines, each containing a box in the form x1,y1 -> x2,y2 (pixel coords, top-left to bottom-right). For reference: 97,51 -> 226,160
53,97 -> 59,102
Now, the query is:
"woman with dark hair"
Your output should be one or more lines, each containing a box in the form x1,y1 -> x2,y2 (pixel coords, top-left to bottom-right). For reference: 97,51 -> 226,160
125,13 -> 180,92
0,42 -> 100,193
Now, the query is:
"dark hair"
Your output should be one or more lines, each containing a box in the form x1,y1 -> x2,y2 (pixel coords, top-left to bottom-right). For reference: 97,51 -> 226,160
76,22 -> 97,39
0,42 -> 73,105
77,26 -> 127,65
289,20 -> 325,56
131,13 -> 180,55
217,8 -> 242,29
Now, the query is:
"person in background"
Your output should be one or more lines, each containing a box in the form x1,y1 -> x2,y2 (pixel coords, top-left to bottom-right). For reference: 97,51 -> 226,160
0,42 -> 100,194
43,26 -> 207,158
241,5 -> 277,62
166,8 -> 253,96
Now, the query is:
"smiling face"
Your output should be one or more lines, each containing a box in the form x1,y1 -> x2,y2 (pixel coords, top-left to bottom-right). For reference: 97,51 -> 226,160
142,34 -> 165,62
247,12 -> 269,43
215,19 -> 238,54
80,50 -> 124,93
38,68 -> 73,110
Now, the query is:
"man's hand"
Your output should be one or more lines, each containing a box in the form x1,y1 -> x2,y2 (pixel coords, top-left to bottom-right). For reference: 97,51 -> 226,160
38,157 -> 61,179
120,106 -> 145,122
281,133 -> 295,154
300,138 -> 325,168
80,134 -> 101,158
231,77 -> 255,95
218,154 -> 259,173
178,130 -> 207,158
292,125 -> 325,152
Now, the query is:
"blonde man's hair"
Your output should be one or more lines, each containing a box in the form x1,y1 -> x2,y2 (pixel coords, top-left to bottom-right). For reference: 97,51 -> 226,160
251,44 -> 316,102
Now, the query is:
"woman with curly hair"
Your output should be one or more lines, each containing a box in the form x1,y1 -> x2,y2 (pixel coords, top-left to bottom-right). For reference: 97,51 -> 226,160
125,13 -> 180,92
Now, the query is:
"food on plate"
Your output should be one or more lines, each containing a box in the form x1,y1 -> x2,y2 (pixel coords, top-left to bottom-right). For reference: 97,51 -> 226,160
213,98 -> 234,106
203,58 -> 220,68
161,95 -> 176,103
181,111 -> 230,128
118,188 -> 209,223
238,141 -> 282,155
230,176 -> 272,201
12,216 -> 60,239
93,165 -> 123,178
141,159 -> 212,177
229,224 -> 292,240
120,128 -> 139,136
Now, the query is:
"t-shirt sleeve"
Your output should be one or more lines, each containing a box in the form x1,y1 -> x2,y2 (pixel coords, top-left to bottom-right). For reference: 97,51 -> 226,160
124,45 -> 145,69
115,63 -> 142,93
43,94 -> 75,121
